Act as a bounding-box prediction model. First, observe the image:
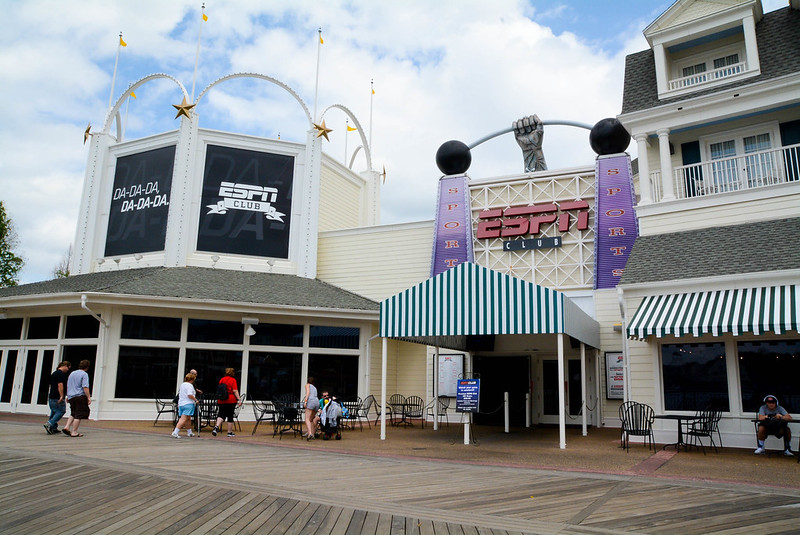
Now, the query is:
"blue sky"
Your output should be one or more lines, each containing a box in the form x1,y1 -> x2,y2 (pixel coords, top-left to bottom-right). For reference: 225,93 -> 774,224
0,0 -> 789,283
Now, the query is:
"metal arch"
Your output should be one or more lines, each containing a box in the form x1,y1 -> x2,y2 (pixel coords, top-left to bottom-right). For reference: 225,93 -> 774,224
349,146 -> 364,170
468,120 -> 594,149
102,73 -> 189,136
320,103 -> 372,171
195,72 -> 312,127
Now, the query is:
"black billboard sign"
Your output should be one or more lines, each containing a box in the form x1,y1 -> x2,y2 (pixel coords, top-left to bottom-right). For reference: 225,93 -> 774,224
105,145 -> 175,257
197,145 -> 294,258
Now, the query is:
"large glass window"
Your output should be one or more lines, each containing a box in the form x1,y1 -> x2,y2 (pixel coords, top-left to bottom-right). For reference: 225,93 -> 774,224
36,349 -> 55,404
309,326 -> 359,349
116,346 -> 179,399
247,352 -> 302,400
661,342 -> 729,411
65,315 -> 100,339
187,319 -> 242,345
121,315 -> 181,341
27,317 -> 60,339
738,340 -> 800,414
62,346 -> 97,392
250,324 -> 303,347
0,350 -> 18,402
308,354 -> 359,399
0,318 -> 23,340
185,349 -> 242,395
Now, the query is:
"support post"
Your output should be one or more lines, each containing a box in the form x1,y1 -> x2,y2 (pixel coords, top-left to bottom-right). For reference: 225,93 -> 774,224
525,392 -> 531,428
504,391 -> 509,433
380,337 -> 387,440
581,342 -> 587,437
558,334 -> 566,449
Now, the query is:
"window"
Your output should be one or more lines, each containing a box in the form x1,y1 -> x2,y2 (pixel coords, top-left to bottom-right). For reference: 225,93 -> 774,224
0,318 -> 23,340
738,340 -> 800,414
62,346 -> 97,392
682,62 -> 707,84
116,346 -> 178,399
65,315 -> 100,339
247,352 -> 302,399
121,315 -> 181,341
309,326 -> 359,349
0,350 -> 18,402
187,319 -> 242,344
250,324 -> 303,347
185,349 -> 242,395
308,354 -> 359,399
713,53 -> 739,70
27,317 -> 60,339
661,342 -> 729,411
704,125 -> 779,192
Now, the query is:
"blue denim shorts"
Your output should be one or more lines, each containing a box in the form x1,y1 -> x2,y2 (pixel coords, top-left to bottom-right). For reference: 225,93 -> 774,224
178,404 -> 195,417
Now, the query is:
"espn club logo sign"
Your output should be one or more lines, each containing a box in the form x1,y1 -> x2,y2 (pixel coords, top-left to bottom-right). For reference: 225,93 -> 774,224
476,200 -> 590,250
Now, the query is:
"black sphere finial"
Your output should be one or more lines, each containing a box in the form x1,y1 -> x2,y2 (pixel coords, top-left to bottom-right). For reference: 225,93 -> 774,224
436,140 -> 472,175
589,118 -> 631,156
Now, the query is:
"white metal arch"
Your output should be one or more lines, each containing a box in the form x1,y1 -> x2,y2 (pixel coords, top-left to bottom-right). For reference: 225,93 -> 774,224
320,103 -> 372,171
195,72 -> 312,128
102,73 -> 189,138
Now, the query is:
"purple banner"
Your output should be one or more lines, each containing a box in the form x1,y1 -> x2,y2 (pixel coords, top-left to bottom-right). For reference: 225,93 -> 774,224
593,154 -> 639,289
431,174 -> 474,277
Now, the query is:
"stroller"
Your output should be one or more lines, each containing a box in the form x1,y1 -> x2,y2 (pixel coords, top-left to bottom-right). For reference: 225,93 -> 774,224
319,397 -> 344,440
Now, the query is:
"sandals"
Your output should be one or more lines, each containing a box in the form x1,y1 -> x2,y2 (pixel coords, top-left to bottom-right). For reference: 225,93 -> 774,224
62,429 -> 71,436
70,433 -> 84,437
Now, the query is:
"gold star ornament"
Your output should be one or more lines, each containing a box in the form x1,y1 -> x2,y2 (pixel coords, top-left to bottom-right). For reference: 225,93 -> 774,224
83,124 -> 92,144
313,120 -> 333,141
173,96 -> 196,120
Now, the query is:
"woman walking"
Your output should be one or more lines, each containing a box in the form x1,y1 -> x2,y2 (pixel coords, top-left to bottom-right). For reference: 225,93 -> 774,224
302,376 -> 320,440
172,372 -> 198,438
212,368 -> 242,437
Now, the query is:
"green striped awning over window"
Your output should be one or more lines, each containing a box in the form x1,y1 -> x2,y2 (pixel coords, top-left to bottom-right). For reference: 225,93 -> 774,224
627,285 -> 799,340
380,262 -> 599,349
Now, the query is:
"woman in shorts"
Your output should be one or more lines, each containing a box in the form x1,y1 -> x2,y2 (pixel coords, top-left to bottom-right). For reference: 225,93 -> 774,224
172,373 -> 198,438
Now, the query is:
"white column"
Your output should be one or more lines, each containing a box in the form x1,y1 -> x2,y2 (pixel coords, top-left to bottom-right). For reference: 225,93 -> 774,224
433,345 -> 439,431
653,43 -> 668,95
580,342 -> 587,437
163,114 -> 198,267
634,134 -> 652,205
558,334 -> 566,449
380,337 -> 387,440
743,15 -> 760,74
657,129 -> 675,201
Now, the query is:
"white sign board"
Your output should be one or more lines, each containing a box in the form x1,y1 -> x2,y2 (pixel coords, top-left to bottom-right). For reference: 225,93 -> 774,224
605,352 -> 624,399
438,354 -> 463,397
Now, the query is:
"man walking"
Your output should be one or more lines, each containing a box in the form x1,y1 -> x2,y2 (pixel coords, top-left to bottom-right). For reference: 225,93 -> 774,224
44,361 -> 71,434
62,360 -> 91,438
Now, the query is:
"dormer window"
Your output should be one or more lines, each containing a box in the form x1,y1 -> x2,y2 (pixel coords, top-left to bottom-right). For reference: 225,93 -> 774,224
670,45 -> 746,91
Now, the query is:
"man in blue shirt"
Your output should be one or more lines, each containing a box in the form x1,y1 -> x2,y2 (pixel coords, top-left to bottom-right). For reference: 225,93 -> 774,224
755,395 -> 793,456
62,359 -> 91,437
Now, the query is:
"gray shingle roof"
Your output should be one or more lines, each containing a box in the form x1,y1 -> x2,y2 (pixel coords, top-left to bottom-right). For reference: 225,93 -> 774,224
621,7 -> 800,114
0,267 -> 379,312
620,217 -> 800,285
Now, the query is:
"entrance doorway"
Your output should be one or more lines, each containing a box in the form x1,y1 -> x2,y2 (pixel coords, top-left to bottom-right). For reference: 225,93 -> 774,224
538,359 -> 582,424
473,356 -> 529,426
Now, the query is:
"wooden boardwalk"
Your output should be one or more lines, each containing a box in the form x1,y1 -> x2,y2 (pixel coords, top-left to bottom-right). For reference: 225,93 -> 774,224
2,421 -> 800,534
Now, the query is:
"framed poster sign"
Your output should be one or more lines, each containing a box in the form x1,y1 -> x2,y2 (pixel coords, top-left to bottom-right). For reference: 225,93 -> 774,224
605,352 -> 624,399
438,354 -> 463,397
456,379 -> 480,413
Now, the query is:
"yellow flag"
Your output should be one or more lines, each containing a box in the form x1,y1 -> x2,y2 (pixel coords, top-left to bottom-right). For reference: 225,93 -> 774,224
130,91 -> 136,99
347,125 -> 357,132
319,34 -> 324,44
120,36 -> 127,47
203,12 -> 208,21
372,88 -> 375,95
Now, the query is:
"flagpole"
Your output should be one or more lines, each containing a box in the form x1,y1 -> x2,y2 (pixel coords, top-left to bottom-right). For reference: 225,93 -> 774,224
344,118 -> 349,163
108,32 -> 124,110
369,79 -> 374,153
191,3 -> 206,101
313,27 -> 322,121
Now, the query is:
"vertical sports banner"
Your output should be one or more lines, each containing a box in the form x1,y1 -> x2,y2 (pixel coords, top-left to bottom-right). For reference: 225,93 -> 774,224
430,174 -> 474,277
593,154 -> 639,289
105,145 -> 176,256
197,145 -> 294,258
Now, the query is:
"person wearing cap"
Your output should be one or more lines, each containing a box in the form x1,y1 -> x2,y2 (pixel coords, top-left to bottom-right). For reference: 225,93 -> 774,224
755,395 -> 793,456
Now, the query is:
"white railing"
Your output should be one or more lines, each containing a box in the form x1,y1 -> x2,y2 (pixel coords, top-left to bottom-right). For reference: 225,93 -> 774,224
668,61 -> 747,91
647,143 -> 800,201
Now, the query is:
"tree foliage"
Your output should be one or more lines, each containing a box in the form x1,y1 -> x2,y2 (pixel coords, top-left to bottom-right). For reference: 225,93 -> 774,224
53,244 -> 72,279
0,201 -> 24,287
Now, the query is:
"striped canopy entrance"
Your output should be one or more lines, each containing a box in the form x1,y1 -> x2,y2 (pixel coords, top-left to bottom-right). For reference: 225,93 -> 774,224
627,285 -> 799,340
380,262 -> 599,350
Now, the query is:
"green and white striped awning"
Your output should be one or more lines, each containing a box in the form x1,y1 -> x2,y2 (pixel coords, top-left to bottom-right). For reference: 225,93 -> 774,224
380,262 -> 599,350
627,285 -> 800,340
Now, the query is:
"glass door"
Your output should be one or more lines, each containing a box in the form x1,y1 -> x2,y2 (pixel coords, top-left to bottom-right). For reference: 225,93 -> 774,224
538,359 -> 581,425
0,347 -> 55,413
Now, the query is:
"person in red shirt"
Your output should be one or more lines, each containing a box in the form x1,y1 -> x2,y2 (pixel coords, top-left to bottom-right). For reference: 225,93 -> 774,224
212,368 -> 242,437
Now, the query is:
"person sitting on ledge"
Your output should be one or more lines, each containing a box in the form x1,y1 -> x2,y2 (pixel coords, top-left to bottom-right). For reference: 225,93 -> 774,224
755,395 -> 793,456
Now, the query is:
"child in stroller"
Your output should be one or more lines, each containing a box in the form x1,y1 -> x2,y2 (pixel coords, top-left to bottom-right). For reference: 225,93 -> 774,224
317,391 -> 347,440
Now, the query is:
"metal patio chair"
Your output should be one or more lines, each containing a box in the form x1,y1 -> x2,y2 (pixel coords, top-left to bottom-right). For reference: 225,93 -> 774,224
250,397 -> 276,435
619,401 -> 655,452
153,394 -> 177,427
426,396 -> 451,427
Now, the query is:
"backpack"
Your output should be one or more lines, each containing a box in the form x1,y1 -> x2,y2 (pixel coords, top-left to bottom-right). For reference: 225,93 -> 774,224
216,382 -> 229,401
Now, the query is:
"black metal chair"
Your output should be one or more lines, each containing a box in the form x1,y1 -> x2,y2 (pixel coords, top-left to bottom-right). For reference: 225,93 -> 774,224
684,409 -> 721,454
273,394 -> 302,439
389,394 -> 406,426
232,392 -> 246,432
195,394 -> 218,433
341,397 -> 362,431
404,395 -> 425,428
619,401 -> 655,452
426,396 -> 450,427
372,395 -> 392,426
356,394 -> 374,429
250,398 -> 276,435
153,395 -> 177,427
618,400 -> 636,448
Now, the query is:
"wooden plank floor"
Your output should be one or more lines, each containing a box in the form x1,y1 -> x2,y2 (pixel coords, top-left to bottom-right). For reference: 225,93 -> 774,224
2,421 -> 800,534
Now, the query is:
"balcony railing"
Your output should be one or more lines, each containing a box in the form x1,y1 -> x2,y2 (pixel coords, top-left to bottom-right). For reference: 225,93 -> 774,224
648,143 -> 800,203
668,61 -> 747,91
